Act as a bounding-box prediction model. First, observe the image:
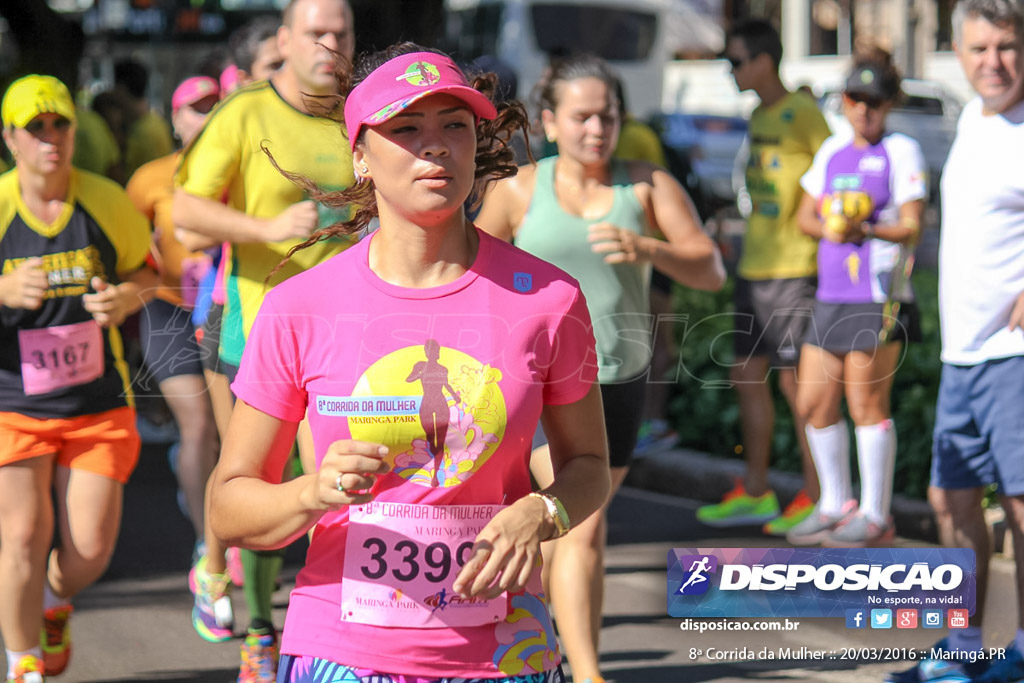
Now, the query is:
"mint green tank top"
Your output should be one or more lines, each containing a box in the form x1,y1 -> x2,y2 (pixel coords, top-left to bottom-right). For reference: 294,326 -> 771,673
516,156 -> 653,382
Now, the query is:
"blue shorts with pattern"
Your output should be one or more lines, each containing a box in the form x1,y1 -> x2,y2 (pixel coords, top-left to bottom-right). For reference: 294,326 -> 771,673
276,654 -> 566,683
931,355 -> 1024,496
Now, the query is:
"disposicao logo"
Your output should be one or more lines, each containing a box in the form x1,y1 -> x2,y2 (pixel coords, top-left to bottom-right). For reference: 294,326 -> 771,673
667,548 -> 976,619
676,555 -> 718,595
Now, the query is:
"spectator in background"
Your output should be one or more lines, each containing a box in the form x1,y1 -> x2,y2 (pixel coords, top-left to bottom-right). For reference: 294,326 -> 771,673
125,75 -> 226,641
787,49 -> 926,548
72,102 -> 123,183
113,58 -> 174,178
888,0 -> 1024,680
0,74 -> 157,683
172,0 -> 358,679
697,19 -> 830,537
478,53 -> 725,683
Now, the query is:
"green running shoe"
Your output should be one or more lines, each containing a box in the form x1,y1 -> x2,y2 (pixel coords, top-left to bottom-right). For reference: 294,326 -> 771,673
762,490 -> 815,535
696,480 -> 780,527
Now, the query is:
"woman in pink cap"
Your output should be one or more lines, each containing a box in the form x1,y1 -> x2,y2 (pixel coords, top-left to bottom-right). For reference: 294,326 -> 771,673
209,43 -> 611,682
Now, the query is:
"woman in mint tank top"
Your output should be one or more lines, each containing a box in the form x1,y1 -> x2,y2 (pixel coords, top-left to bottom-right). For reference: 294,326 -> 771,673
477,53 -> 726,683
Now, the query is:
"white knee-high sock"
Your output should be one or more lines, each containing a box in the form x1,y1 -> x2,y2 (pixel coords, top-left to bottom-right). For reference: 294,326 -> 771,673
855,419 -> 897,524
805,421 -> 852,516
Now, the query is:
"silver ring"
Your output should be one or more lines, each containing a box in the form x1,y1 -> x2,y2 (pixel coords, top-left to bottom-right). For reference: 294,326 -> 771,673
335,472 -> 345,493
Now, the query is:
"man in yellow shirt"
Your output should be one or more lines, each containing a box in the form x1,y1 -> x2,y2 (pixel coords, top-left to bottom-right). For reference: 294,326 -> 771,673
697,19 -> 830,535
172,1 -> 356,680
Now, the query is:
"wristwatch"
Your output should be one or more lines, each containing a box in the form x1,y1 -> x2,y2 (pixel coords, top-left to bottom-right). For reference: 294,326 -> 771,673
862,221 -> 876,239
529,492 -> 571,539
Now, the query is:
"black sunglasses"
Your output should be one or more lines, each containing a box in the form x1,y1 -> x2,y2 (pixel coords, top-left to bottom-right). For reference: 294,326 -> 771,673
725,55 -> 748,69
25,117 -> 72,135
845,92 -> 886,109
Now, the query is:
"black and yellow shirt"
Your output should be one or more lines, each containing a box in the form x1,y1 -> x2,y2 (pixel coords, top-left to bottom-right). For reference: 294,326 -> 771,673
0,168 -> 150,418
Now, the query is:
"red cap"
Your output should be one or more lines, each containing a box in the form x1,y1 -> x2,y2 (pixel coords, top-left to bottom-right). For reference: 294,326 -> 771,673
172,76 -> 220,114
343,52 -> 497,151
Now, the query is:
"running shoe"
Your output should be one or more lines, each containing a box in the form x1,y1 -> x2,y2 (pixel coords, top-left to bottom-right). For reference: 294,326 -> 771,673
226,547 -> 244,587
696,479 -> 780,527
785,499 -> 858,546
633,419 -> 678,457
973,642 -> 1024,682
884,638 -> 987,682
40,604 -> 72,676
823,512 -> 896,548
7,654 -> 44,683
238,629 -> 278,683
762,489 -> 815,536
189,555 -> 234,643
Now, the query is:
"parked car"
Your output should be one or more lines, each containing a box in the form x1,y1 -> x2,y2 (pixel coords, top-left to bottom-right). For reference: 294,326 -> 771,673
650,112 -> 748,214
819,78 -> 962,207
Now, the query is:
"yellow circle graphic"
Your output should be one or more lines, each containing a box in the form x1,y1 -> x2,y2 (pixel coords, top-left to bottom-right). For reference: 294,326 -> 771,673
349,341 -> 506,487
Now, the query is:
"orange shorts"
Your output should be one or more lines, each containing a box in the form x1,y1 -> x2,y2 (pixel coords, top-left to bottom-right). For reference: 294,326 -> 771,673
0,407 -> 140,483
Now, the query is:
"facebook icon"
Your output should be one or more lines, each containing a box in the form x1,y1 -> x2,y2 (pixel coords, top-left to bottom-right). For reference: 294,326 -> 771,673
846,609 -> 866,629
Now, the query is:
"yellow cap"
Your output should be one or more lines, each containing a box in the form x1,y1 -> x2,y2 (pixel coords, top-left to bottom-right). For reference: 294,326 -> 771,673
2,75 -> 76,129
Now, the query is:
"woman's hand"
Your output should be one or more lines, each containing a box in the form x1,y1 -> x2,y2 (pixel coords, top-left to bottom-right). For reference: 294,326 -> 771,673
452,495 -> 548,600
588,221 -> 648,264
302,440 -> 390,511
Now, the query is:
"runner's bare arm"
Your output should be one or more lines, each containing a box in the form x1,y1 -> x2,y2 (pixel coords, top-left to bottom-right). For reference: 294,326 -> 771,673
593,163 -> 724,291
173,226 -> 221,252
1009,291 -> 1024,332
172,189 -> 320,244
475,165 -> 535,242
454,384 -> 610,599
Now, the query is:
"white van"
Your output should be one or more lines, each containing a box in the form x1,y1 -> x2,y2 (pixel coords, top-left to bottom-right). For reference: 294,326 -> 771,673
443,0 -> 673,117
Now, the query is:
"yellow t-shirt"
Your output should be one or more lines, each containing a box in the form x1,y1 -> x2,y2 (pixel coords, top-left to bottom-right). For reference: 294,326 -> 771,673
176,81 -> 355,364
125,110 -> 174,180
739,91 -> 831,280
73,108 -> 121,178
615,117 -> 667,167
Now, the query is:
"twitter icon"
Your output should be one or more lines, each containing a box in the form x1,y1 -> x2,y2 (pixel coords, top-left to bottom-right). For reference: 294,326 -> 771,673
871,609 -> 893,629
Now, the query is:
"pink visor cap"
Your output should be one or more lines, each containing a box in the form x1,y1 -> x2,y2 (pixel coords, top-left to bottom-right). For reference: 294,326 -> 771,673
172,76 -> 220,114
343,52 -> 497,151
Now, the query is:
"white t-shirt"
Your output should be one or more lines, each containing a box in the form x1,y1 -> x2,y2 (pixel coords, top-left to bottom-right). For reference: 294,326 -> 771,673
939,96 -> 1024,365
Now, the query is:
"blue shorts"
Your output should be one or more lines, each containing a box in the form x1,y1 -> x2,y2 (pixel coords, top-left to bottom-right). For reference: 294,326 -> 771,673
931,355 -> 1024,495
277,654 -> 565,683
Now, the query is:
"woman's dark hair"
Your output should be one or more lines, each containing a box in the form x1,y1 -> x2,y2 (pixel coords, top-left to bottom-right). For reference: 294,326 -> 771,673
848,44 -> 902,102
266,42 -> 530,277
533,52 -> 619,115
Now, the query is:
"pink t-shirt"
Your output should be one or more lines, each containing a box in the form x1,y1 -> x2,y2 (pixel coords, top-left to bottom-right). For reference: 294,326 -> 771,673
232,228 -> 597,678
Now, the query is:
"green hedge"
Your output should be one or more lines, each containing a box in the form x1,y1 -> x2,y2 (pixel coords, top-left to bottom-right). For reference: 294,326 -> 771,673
664,267 -> 941,500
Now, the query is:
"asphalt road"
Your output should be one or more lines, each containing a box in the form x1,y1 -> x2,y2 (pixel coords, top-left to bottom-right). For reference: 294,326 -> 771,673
2,444 -> 1016,683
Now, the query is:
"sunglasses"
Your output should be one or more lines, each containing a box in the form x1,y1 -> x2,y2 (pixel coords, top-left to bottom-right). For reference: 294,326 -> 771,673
844,92 -> 886,109
24,117 -> 72,135
725,55 -> 750,69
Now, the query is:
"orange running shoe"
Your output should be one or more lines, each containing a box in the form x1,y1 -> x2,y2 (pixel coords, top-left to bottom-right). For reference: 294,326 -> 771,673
40,604 -> 73,676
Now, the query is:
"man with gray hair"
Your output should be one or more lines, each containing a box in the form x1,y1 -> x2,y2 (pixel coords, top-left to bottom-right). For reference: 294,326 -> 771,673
886,0 -> 1024,680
